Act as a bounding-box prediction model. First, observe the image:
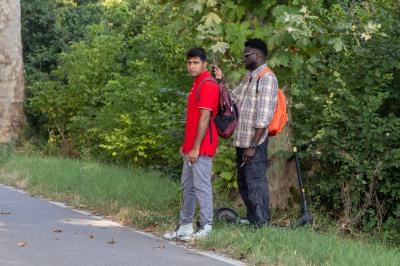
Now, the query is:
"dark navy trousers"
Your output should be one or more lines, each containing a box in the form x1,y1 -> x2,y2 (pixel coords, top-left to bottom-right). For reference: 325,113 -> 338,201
236,138 -> 270,225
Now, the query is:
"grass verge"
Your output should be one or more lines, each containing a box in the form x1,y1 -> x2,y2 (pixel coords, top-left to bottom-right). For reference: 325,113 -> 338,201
1,154 -> 399,266
0,154 -> 180,230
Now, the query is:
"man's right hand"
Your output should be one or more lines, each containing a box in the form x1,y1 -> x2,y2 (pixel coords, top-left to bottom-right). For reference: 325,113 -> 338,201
242,148 -> 256,164
179,146 -> 184,157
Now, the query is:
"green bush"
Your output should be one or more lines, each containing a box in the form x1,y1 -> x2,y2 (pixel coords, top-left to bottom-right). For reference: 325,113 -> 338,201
213,139 -> 237,193
286,1 -> 400,242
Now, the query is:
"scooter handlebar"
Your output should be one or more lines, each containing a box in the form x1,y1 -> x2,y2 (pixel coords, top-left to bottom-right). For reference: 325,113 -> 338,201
294,138 -> 316,152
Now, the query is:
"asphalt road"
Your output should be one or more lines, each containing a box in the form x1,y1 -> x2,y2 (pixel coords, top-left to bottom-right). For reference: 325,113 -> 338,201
0,185 -> 243,266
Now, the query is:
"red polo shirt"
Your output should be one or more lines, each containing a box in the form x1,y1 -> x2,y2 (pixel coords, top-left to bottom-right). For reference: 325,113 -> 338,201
182,71 -> 219,157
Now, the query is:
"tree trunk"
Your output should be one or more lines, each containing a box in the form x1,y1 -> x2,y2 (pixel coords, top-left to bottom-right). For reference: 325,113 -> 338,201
268,128 -> 298,208
267,105 -> 300,209
0,0 -> 25,144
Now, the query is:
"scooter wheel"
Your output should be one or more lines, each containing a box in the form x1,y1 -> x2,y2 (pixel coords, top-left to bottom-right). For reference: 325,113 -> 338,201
214,208 -> 240,224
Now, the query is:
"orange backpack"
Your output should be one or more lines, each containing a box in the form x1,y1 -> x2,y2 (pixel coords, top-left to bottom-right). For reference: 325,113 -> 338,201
256,67 -> 288,136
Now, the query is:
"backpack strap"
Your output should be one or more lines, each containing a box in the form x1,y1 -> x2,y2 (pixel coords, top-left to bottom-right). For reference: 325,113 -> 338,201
195,77 -> 218,101
194,76 -> 218,144
256,67 -> 273,94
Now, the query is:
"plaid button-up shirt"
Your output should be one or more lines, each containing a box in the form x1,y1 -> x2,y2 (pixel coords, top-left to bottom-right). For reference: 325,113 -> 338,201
230,63 -> 278,148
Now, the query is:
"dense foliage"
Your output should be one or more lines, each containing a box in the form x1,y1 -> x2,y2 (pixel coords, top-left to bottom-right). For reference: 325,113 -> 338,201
23,0 -> 400,242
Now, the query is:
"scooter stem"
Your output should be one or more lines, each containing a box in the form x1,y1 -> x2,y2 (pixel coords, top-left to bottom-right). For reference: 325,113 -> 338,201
293,147 -> 309,215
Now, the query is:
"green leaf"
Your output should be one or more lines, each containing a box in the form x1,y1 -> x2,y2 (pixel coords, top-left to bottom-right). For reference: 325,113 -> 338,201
206,0 -> 217,8
329,37 -> 344,52
191,2 -> 203,13
211,42 -> 230,54
220,172 -> 232,180
290,54 -> 304,72
202,12 -> 222,27
235,6 -> 245,20
224,22 -> 251,55
269,51 -> 290,67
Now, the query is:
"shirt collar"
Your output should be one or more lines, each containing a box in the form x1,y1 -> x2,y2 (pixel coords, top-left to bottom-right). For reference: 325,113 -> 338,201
248,63 -> 268,79
194,70 -> 211,85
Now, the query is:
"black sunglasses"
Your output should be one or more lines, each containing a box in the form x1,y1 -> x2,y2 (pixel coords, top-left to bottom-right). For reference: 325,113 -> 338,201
244,52 -> 256,58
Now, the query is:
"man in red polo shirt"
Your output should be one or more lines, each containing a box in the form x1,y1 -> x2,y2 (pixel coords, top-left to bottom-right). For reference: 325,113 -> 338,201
164,47 -> 219,241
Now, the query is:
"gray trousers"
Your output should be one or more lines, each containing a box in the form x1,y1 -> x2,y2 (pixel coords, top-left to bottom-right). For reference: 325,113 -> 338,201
179,156 -> 213,227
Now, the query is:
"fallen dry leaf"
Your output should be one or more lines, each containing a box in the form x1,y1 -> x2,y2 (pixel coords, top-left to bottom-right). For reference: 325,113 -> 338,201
65,218 -> 71,222
143,225 -> 157,233
55,238 -> 60,241
89,234 -> 94,239
107,238 -> 116,244
152,245 -> 165,249
0,211 -> 11,215
17,241 -> 27,247
53,228 -> 63,233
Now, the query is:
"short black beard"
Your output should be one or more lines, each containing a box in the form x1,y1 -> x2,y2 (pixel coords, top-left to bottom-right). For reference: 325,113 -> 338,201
245,61 -> 257,71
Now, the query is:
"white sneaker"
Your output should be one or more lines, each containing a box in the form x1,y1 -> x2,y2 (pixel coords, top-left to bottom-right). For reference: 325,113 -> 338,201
240,218 -> 250,225
163,223 -> 194,240
192,224 -> 212,240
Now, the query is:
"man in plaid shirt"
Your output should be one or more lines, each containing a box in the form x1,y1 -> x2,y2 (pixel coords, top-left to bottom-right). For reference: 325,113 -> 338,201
214,39 -> 278,226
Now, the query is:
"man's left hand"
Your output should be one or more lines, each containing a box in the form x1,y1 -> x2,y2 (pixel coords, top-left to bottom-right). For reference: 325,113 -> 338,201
188,148 -> 200,164
242,148 -> 256,164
